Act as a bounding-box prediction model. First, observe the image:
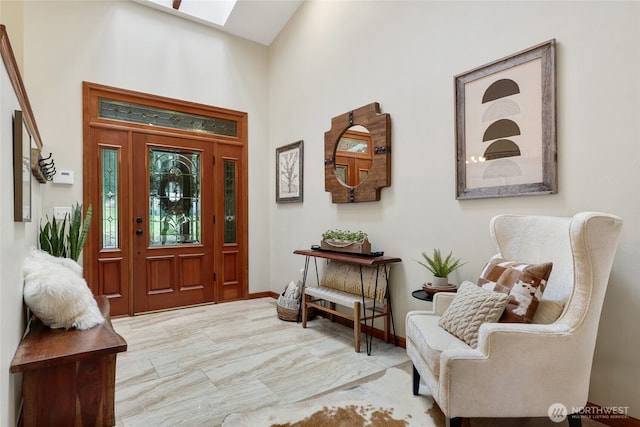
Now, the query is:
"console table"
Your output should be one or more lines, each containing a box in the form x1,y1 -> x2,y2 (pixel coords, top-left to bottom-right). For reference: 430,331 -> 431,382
294,249 -> 401,355
10,296 -> 127,427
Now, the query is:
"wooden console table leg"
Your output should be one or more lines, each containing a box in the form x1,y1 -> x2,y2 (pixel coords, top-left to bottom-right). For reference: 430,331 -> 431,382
354,301 -> 361,352
302,290 -> 308,328
384,304 -> 390,343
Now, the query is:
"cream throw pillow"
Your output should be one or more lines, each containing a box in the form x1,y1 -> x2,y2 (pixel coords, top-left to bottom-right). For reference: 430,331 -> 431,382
439,281 -> 510,348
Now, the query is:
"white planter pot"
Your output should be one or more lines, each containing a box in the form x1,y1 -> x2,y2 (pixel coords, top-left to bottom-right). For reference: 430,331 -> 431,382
432,276 -> 449,288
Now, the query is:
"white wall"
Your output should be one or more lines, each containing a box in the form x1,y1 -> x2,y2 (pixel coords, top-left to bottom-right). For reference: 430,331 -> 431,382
0,1 -> 271,425
3,0 -> 638,423
269,0 -> 640,417
21,0 -> 272,295
0,7 -> 44,425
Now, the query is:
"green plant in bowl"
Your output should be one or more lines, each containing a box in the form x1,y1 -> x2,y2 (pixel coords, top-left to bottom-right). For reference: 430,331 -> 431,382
322,229 -> 367,243
417,249 -> 466,287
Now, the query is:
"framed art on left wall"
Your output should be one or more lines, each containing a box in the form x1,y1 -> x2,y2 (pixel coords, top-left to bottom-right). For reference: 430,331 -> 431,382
13,110 -> 32,222
276,140 -> 303,203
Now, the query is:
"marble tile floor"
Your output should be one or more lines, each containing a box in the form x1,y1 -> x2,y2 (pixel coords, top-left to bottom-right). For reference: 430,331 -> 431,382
111,297 -> 409,427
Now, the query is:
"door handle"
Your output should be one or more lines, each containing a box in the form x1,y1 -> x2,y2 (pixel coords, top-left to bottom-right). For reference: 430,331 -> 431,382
136,229 -> 143,236
136,217 -> 143,223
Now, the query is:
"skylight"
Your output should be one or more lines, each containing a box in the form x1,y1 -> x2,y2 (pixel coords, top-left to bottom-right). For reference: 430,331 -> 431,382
133,0 -> 304,46
145,0 -> 237,27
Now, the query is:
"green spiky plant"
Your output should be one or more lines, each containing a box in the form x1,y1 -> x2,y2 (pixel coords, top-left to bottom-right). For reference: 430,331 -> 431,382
39,203 -> 92,261
67,203 -> 92,261
417,249 -> 466,278
39,214 -> 68,258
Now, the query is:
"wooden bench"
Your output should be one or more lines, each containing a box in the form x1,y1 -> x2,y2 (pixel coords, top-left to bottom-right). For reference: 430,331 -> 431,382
10,295 -> 127,427
300,257 -> 397,354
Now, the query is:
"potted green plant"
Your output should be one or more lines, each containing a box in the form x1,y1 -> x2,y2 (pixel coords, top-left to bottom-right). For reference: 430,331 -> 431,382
417,249 -> 466,288
40,203 -> 92,261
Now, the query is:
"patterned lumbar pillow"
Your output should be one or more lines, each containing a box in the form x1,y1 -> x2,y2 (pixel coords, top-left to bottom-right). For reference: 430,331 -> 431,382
477,254 -> 553,323
438,281 -> 510,348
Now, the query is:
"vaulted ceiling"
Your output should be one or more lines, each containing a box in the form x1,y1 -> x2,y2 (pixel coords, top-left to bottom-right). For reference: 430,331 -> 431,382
134,0 -> 304,46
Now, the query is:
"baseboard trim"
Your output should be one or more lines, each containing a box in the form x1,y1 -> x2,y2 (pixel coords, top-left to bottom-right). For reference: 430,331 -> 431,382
249,291 -> 278,299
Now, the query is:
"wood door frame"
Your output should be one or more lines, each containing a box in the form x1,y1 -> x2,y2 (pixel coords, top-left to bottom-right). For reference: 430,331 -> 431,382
82,82 -> 248,315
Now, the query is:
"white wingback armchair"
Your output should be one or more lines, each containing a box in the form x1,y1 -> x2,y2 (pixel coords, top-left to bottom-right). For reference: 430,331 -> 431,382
406,212 -> 623,427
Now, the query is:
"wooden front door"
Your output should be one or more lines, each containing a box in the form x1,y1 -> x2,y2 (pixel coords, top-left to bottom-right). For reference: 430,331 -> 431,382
83,82 -> 247,316
131,133 -> 214,313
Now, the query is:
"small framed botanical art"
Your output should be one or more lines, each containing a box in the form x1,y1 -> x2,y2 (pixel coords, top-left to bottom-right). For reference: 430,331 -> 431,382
455,39 -> 557,200
276,140 -> 303,203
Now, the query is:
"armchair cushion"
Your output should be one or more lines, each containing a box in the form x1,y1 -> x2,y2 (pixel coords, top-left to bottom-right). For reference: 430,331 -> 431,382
532,299 -> 564,324
438,281 -> 510,348
406,311 -> 471,377
477,255 -> 552,323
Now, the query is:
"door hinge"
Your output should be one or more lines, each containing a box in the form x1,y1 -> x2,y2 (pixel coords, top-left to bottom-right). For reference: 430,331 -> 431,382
213,215 -> 215,224
213,273 -> 216,282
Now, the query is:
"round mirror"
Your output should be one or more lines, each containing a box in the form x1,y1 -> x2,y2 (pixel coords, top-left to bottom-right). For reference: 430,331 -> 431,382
334,125 -> 372,187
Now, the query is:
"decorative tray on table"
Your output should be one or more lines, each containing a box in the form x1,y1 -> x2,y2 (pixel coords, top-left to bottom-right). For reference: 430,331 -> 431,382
422,283 -> 457,295
310,244 -> 384,258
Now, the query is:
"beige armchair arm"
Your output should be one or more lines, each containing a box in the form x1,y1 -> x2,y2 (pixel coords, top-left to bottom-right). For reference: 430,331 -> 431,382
432,292 -> 457,315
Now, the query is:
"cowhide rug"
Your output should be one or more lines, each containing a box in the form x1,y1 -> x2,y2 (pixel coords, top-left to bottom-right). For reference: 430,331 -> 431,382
221,367 -> 441,427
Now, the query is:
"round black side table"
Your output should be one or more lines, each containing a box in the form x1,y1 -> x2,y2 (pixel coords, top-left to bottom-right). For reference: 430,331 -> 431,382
411,289 -> 433,302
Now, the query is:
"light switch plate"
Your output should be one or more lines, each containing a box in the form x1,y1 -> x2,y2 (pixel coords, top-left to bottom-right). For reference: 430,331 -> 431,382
53,207 -> 72,220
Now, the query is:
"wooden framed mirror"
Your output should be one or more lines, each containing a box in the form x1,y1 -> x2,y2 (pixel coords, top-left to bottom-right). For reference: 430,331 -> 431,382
324,102 -> 391,203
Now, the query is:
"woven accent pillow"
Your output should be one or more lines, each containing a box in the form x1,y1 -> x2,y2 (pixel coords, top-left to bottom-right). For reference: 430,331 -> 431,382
438,281 -> 510,348
477,254 -> 553,323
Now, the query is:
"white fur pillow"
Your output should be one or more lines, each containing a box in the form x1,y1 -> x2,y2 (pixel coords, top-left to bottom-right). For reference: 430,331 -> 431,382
22,248 -> 104,330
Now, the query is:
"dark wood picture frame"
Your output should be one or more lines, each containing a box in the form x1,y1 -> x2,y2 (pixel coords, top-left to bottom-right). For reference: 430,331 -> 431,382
455,39 -> 556,200
276,140 -> 303,203
13,110 -> 32,222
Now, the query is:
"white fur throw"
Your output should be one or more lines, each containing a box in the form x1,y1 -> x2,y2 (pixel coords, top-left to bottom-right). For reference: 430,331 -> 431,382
22,248 -> 104,330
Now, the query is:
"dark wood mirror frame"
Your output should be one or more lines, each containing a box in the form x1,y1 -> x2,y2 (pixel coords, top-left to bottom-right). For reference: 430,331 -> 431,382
324,102 -> 391,203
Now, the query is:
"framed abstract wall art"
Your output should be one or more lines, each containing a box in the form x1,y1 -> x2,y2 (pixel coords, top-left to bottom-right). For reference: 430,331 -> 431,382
455,39 -> 557,200
276,140 -> 303,203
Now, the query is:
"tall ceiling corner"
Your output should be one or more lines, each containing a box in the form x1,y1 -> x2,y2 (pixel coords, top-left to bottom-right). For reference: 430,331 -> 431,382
133,0 -> 304,46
